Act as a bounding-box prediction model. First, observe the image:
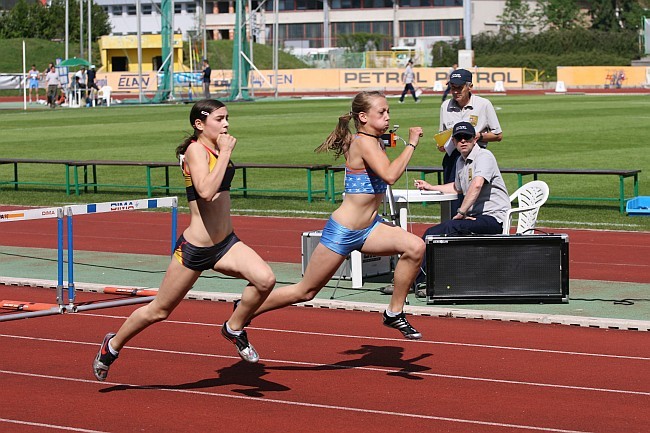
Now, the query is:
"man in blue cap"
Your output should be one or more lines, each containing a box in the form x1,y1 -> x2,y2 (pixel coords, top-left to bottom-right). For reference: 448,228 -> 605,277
437,68 -> 503,212
413,121 -> 510,294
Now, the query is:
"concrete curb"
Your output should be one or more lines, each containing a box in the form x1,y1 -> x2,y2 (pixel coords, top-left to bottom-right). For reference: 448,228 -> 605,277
3,276 -> 649,332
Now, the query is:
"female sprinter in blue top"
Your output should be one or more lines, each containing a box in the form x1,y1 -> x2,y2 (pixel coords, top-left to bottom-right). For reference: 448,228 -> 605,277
92,99 -> 276,381
246,91 -> 425,339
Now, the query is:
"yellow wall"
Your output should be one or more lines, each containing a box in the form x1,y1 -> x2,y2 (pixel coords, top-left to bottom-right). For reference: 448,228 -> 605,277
98,34 -> 186,73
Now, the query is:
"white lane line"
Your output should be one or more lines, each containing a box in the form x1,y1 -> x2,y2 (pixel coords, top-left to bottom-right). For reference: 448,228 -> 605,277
0,370 -> 595,433
0,418 -> 108,433
2,334 -> 649,396
65,312 -> 650,361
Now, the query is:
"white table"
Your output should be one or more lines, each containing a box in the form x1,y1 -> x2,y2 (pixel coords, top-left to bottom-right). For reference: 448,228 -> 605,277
389,189 -> 459,229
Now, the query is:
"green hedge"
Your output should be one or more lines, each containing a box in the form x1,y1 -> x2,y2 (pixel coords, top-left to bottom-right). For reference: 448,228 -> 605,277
433,28 -> 641,81
475,52 -> 634,80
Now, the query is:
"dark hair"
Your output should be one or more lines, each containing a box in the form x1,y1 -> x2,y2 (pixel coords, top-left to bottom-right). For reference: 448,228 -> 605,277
315,91 -> 385,158
175,99 -> 226,159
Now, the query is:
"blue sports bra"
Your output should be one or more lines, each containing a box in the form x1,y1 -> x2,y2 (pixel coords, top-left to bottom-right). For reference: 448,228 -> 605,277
344,164 -> 387,194
344,134 -> 388,195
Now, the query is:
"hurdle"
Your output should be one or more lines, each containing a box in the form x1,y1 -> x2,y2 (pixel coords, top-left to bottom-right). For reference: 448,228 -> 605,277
64,197 -> 178,312
0,206 -> 65,322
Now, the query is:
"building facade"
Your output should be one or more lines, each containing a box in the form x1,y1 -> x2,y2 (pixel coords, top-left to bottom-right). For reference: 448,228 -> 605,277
94,0 -> 515,53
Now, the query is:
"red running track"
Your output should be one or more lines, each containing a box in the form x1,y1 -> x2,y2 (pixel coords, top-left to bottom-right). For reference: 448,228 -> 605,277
1,285 -> 649,433
0,209 -> 648,283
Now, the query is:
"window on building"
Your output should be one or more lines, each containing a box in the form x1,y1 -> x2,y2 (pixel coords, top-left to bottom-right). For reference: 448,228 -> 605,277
127,5 -> 136,15
355,22 -> 371,33
142,4 -> 152,14
305,23 -> 322,40
400,19 -> 462,37
423,19 -> 442,36
186,3 -> 196,13
111,5 -> 122,15
112,57 -> 129,72
331,21 -> 392,49
217,0 -> 229,13
152,56 -> 163,71
174,3 -> 182,13
403,20 -> 422,36
330,0 -> 361,8
443,19 -> 461,36
294,0 -> 321,9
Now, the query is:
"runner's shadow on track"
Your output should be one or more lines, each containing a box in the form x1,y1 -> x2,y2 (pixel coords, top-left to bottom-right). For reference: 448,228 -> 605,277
266,344 -> 432,380
99,361 -> 290,398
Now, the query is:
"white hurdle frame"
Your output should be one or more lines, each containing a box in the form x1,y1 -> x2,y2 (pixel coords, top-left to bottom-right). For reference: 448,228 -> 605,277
65,197 -> 178,312
1,198 -> 178,321
0,206 -> 65,322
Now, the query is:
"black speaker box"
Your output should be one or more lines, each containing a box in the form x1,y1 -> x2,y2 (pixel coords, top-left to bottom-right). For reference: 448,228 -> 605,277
424,234 -> 569,304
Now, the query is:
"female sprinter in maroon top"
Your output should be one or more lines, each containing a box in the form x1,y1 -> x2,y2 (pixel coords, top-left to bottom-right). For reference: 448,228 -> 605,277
93,99 -> 275,381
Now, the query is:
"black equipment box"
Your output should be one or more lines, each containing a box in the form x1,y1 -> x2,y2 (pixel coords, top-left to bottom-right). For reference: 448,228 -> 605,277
424,234 -> 569,304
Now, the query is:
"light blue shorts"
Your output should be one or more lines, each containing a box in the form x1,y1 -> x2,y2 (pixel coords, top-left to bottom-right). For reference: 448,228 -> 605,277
320,214 -> 383,256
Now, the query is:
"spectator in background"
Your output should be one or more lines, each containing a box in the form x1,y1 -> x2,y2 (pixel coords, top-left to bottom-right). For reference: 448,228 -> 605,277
28,64 -> 40,103
45,66 -> 61,109
441,63 -> 457,102
75,66 -> 88,100
202,59 -> 212,98
75,66 -> 87,87
70,76 -> 83,105
86,65 -> 99,106
398,59 -> 419,104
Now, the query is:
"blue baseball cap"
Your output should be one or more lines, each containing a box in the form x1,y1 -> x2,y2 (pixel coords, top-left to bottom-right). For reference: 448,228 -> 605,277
449,69 -> 472,85
452,121 -> 476,138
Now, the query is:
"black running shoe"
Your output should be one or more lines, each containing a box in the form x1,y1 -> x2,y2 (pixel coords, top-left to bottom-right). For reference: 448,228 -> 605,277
383,311 -> 422,340
221,323 -> 259,363
233,299 -> 252,327
92,333 -> 118,381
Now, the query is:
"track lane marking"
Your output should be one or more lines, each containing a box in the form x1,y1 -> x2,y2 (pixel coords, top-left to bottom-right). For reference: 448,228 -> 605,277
2,334 -> 649,396
0,417 -> 108,433
0,370 -> 596,433
74,313 -> 650,361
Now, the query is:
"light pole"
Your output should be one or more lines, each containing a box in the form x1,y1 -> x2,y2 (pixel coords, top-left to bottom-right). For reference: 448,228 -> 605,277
202,0 -> 207,61
65,0 -> 69,59
458,0 -> 474,68
80,0 -> 83,57
88,0 -> 92,64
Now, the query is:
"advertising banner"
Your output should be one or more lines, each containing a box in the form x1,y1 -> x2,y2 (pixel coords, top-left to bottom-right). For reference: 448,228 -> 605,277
94,67 -> 524,94
557,66 -> 648,88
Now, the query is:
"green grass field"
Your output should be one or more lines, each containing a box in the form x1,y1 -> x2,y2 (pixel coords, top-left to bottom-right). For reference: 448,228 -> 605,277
1,94 -> 649,231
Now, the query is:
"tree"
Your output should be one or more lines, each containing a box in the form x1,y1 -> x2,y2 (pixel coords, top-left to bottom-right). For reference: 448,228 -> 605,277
589,0 -> 647,31
535,0 -> 585,30
337,33 -> 385,52
0,0 -> 111,40
0,0 -> 32,38
498,0 -> 537,35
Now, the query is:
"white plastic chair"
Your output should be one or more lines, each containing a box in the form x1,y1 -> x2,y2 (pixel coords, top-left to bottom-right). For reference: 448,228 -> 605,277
98,85 -> 112,107
502,180 -> 549,235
